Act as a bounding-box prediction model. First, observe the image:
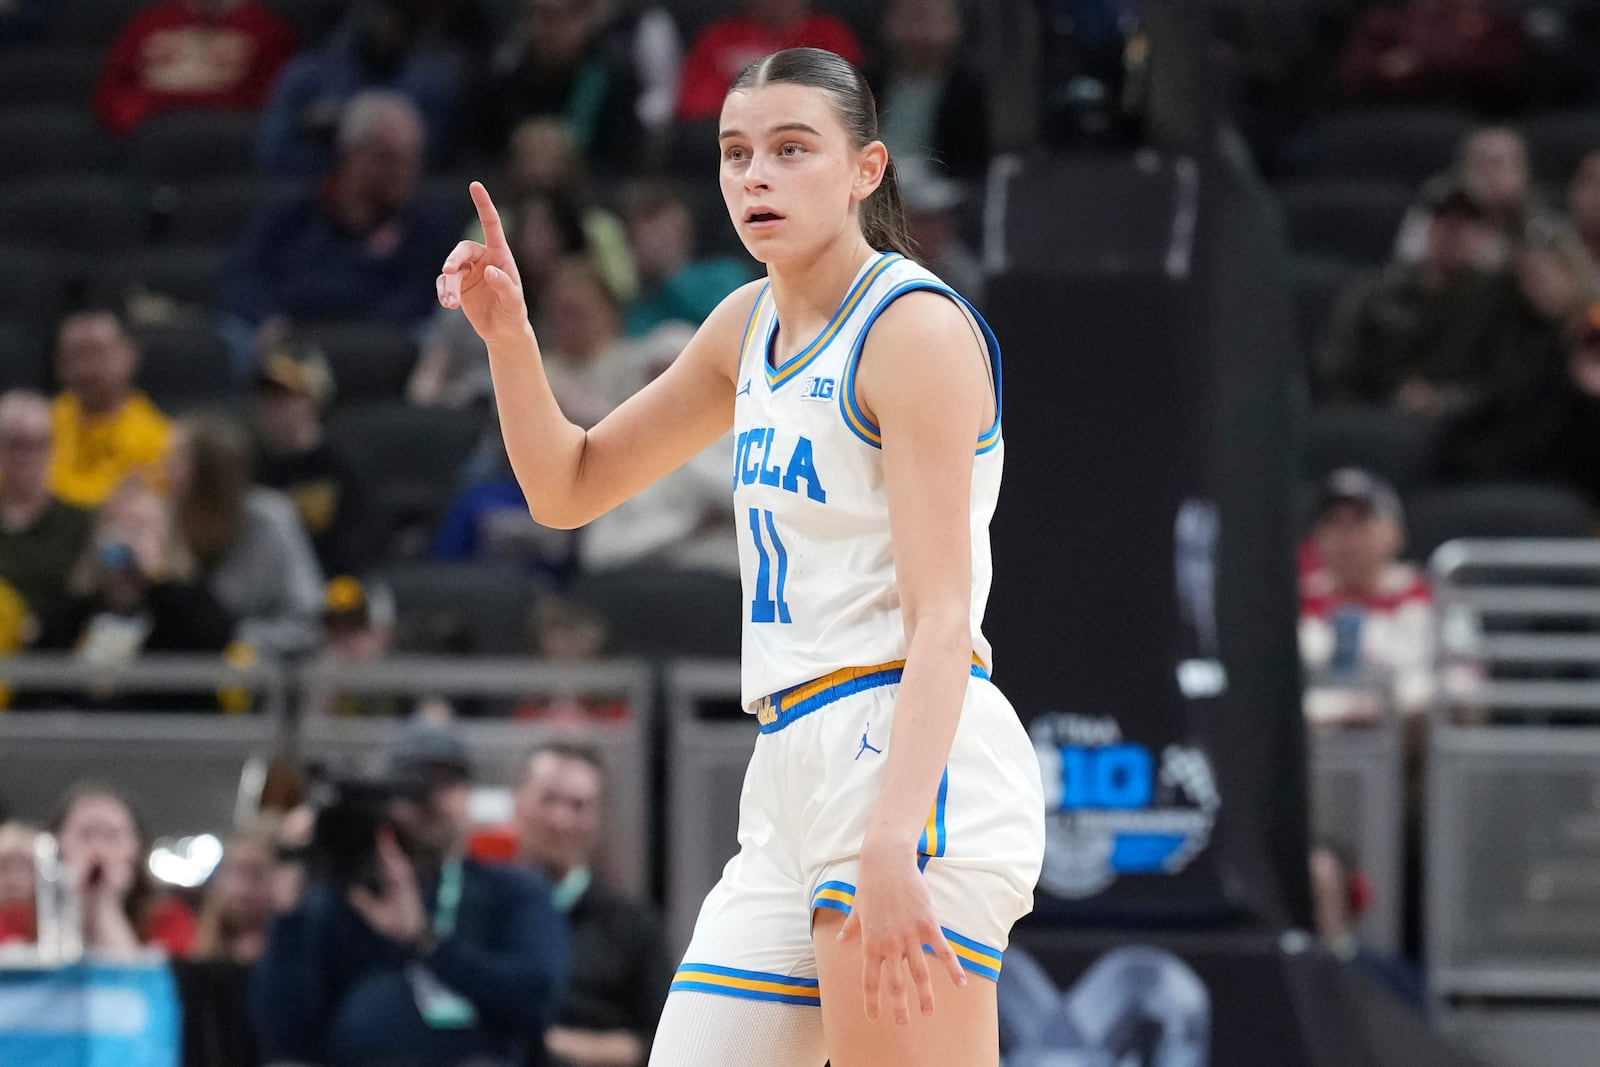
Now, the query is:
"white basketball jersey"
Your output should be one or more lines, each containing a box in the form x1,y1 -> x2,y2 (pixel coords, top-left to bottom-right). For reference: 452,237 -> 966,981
732,252 -> 1004,710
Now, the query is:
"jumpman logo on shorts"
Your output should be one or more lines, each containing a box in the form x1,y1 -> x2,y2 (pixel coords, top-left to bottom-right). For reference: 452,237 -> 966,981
855,725 -> 883,760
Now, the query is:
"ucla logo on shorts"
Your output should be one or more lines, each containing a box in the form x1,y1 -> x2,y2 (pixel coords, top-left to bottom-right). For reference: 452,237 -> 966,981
798,375 -> 835,402
1029,711 -> 1219,900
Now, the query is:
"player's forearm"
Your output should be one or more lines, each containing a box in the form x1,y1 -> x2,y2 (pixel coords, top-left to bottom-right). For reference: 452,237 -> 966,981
484,324 -> 594,529
865,613 -> 972,852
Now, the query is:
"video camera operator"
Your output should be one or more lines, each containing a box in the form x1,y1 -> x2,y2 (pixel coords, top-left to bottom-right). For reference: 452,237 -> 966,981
252,722 -> 570,1067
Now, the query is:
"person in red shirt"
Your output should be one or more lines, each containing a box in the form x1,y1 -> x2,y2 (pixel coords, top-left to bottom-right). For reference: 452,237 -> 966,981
675,0 -> 863,120
0,783 -> 196,958
94,0 -> 298,137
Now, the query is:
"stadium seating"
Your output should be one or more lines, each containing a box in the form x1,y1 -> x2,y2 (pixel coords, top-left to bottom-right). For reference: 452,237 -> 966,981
0,321 -> 47,393
0,174 -> 148,252
375,560 -> 540,656
0,44 -> 105,108
129,111 -> 262,183
0,105 -> 118,180
1522,110 -> 1600,184
1407,483 -> 1597,563
298,320 -> 420,403
129,325 -> 236,412
1305,404 -> 1441,493
1278,178 -> 1414,265
1294,108 -> 1475,187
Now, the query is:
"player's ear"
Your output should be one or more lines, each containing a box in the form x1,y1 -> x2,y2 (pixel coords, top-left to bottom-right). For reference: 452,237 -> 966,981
853,140 -> 889,203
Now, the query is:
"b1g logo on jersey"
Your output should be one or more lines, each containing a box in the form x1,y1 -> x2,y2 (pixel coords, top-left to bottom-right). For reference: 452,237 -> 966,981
1030,711 -> 1219,900
798,375 -> 836,402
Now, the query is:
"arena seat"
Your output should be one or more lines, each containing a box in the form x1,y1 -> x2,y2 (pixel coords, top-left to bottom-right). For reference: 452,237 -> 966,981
1278,178 -> 1414,265
0,105 -> 119,181
375,560 -> 538,656
1293,108 -> 1474,187
0,243 -> 85,327
1305,404 -> 1440,493
1408,483 -> 1597,564
298,321 -> 419,403
0,44 -> 105,109
0,321 -> 48,393
1522,110 -> 1600,185
130,110 -> 261,183
129,324 -> 235,412
0,174 -> 148,252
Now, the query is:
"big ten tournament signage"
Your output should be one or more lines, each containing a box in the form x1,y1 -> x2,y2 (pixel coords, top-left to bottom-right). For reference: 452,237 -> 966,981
984,143 -> 1309,929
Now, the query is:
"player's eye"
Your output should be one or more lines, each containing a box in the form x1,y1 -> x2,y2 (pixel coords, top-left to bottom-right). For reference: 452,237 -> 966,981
723,145 -> 749,162
780,142 -> 805,157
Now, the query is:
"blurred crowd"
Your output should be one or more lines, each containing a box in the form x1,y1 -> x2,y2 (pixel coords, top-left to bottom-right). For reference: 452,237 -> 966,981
0,724 -> 673,1067
2,1 -> 1600,1055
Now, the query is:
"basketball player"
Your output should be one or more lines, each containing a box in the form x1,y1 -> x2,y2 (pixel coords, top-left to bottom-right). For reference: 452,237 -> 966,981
438,47 -> 1044,1067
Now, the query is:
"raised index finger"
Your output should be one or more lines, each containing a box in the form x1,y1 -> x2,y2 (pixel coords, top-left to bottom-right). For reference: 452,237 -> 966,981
470,181 -> 508,250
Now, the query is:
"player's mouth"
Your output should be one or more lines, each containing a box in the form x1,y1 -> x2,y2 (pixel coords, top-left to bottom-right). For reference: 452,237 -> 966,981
744,206 -> 785,229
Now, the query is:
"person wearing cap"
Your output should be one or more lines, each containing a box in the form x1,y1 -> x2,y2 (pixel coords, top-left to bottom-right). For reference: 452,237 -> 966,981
1393,126 -> 1535,268
1299,468 -> 1434,724
252,719 -> 571,1067
253,337 -> 375,577
1319,173 -> 1515,417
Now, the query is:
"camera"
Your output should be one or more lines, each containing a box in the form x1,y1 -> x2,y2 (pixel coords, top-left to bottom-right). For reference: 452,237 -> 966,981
304,769 -> 429,893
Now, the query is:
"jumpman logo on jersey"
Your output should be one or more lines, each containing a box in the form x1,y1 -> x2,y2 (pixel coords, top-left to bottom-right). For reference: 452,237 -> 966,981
855,725 -> 883,760
736,380 -> 753,397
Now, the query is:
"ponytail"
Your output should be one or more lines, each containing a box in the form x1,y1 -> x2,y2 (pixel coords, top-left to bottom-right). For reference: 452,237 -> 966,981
730,47 -> 921,260
862,155 -> 918,259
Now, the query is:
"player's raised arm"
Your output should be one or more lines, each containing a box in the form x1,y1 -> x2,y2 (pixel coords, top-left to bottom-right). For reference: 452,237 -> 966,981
438,181 -> 756,529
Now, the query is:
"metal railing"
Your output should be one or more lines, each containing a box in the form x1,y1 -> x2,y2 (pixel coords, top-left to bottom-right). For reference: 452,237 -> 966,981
1426,540 -> 1600,1007
1305,670 -> 1405,956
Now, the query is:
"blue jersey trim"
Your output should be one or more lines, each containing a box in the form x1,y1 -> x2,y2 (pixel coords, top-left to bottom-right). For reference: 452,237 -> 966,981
837,281 -> 1004,453
764,253 -> 901,390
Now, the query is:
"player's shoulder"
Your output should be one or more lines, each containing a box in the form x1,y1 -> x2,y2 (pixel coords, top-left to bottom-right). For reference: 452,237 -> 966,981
863,284 -> 980,351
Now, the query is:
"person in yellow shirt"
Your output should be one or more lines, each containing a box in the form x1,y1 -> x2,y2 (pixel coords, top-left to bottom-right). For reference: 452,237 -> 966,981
49,307 -> 173,507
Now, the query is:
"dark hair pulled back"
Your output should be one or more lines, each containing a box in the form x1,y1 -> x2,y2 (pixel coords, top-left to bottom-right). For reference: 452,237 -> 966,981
728,47 -> 916,259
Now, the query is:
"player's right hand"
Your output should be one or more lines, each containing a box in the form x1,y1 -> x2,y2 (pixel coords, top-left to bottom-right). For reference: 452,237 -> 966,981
437,181 -> 530,347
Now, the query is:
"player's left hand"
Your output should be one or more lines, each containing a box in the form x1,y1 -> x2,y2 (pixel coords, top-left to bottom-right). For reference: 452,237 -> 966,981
837,838 -> 966,1025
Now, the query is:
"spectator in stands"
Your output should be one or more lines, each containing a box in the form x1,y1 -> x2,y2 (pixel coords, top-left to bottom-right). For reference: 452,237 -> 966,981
1300,469 -> 1434,724
1440,299 -> 1600,507
193,823 -> 277,965
256,0 -> 464,174
49,307 -> 173,509
1567,148 -> 1600,266
94,0 -> 298,137
1319,176 -> 1512,418
597,2 -> 684,141
0,391 -> 92,644
482,0 -> 643,172
516,741 -> 672,1067
512,598 -> 634,723
495,117 -> 638,301
168,413 -> 325,658
1339,0 -> 1526,111
578,322 -> 737,576
305,576 -> 408,717
225,92 -> 457,359
1310,838 -> 1426,1013
675,0 -> 864,121
252,336 -> 372,577
45,479 -> 234,665
411,188 -> 589,409
1395,126 -> 1534,267
618,180 -> 750,337
252,721 -> 569,1067
865,0 -> 990,183
0,783 -> 197,957
0,820 -> 36,907
433,413 -> 575,580
899,172 -> 984,305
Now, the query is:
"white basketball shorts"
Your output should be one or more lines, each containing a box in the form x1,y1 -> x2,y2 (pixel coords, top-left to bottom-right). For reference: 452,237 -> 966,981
671,660 -> 1047,1006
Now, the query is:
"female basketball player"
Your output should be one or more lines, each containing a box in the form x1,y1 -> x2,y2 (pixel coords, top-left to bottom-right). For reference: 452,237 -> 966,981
438,47 -> 1044,1067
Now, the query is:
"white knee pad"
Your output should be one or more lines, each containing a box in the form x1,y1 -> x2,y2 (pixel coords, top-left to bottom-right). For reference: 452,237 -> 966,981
647,991 -> 828,1067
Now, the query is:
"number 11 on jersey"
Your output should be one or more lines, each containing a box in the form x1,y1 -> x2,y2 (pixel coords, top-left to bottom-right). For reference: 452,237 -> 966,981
748,507 -> 793,624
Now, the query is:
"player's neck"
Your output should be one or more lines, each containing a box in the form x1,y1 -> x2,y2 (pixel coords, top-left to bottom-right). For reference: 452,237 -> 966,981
766,234 -> 878,343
